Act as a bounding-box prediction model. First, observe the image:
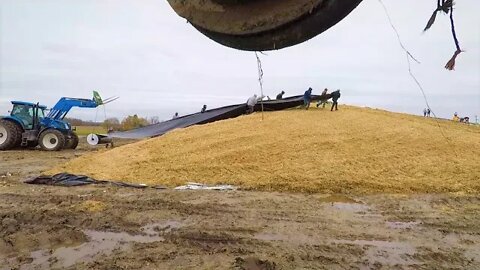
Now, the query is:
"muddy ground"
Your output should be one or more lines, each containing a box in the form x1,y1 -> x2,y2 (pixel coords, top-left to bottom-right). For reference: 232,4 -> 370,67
0,139 -> 479,270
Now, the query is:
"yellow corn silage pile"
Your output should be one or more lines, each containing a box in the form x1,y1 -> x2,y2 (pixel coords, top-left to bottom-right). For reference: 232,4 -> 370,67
48,106 -> 480,194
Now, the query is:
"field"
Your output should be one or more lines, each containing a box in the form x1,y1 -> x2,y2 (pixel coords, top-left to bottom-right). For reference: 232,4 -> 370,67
73,125 -> 108,136
1,107 -> 479,269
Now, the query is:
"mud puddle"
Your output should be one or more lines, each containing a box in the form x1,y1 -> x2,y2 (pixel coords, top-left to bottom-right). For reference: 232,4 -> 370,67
386,221 -> 420,230
318,194 -> 370,213
141,220 -> 184,235
17,221 -> 183,270
252,234 -> 419,267
253,232 -> 315,245
329,202 -> 370,212
318,194 -> 359,204
333,239 -> 418,268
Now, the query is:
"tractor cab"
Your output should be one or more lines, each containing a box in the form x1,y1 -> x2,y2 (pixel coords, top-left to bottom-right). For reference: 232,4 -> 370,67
10,101 -> 47,130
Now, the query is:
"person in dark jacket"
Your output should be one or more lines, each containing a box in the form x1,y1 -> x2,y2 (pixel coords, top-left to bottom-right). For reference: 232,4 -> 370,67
276,91 -> 285,100
201,105 -> 207,113
330,89 -> 341,111
303,88 -> 313,110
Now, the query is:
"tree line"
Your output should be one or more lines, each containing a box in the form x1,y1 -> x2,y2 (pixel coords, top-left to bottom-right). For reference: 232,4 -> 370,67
66,115 -> 160,131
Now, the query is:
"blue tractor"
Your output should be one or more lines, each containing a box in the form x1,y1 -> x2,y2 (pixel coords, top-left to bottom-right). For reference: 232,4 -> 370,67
0,91 -> 106,151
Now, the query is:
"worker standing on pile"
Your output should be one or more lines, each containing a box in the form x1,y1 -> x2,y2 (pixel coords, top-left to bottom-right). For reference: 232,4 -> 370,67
453,112 -> 460,122
276,91 -> 285,100
317,88 -> 328,108
330,89 -> 341,111
246,94 -> 258,114
303,88 -> 313,110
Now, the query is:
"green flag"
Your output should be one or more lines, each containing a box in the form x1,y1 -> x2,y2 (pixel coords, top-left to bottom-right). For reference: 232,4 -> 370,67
93,91 -> 103,105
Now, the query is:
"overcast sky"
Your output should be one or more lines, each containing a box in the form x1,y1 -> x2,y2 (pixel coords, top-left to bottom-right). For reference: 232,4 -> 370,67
1,0 -> 479,122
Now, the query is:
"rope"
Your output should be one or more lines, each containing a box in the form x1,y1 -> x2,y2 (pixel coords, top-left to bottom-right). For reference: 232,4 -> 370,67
91,103 -> 109,134
378,0 -> 420,64
422,0 -> 463,70
378,0 -> 458,158
92,106 -> 99,134
255,52 -> 265,120
449,6 -> 461,52
103,103 -> 108,131
445,5 -> 462,70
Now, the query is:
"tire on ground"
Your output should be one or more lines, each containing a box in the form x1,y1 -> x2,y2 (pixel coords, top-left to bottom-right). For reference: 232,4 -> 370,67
0,120 -> 22,150
39,129 -> 65,151
64,132 -> 79,149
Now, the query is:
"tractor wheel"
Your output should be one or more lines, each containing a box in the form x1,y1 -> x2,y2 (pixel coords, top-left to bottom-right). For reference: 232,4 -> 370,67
65,132 -> 79,150
11,122 -> 23,148
0,120 -> 22,150
39,129 -> 66,151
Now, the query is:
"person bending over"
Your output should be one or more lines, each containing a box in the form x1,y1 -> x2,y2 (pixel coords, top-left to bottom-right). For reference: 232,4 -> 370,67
303,88 -> 313,110
317,88 -> 328,108
276,91 -> 285,100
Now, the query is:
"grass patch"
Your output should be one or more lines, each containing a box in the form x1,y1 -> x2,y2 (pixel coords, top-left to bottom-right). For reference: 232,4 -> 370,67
73,126 -> 107,136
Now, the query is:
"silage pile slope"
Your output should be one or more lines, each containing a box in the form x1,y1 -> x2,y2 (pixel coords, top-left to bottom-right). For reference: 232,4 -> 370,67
50,106 -> 480,194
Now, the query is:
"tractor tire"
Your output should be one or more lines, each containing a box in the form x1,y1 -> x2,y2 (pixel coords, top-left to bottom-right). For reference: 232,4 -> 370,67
39,129 -> 65,151
11,122 -> 23,148
0,120 -> 22,150
65,132 -> 79,150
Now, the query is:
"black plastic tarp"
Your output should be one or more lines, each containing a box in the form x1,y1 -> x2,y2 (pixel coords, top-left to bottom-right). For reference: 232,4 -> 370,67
255,94 -> 331,111
109,94 -> 331,139
109,104 -> 247,139
25,173 -> 159,189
